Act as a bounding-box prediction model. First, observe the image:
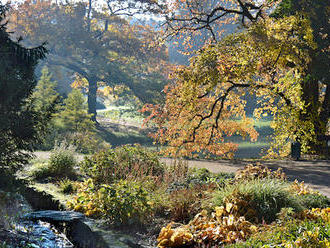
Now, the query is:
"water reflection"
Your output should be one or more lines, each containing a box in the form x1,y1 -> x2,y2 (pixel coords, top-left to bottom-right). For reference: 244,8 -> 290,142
0,189 -> 73,248
14,220 -> 74,248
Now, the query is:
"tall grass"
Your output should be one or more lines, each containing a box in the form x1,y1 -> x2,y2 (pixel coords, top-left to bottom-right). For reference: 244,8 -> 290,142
213,178 -> 304,223
31,143 -> 77,179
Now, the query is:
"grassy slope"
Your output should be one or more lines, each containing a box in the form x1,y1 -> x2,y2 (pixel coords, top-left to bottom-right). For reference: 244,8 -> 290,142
97,106 -> 273,159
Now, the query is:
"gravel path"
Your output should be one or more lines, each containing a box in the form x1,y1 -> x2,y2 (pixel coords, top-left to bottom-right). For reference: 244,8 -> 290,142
161,158 -> 330,198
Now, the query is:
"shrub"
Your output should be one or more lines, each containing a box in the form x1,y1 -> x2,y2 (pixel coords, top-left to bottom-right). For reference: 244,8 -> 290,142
31,144 -> 77,180
30,162 -> 53,180
187,169 -> 234,188
299,193 -> 330,209
80,144 -> 165,184
62,131 -> 109,154
68,179 -> 153,225
162,186 -> 207,222
58,179 -> 77,194
213,178 -> 303,223
99,180 -> 153,224
166,168 -> 234,193
235,163 -> 286,181
226,218 -> 330,248
48,144 -> 77,177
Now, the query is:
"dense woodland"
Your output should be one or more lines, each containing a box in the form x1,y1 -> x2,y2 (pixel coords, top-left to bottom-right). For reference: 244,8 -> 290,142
0,0 -> 329,247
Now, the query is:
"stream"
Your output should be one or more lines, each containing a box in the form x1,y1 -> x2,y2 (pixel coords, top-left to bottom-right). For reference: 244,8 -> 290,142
0,190 -> 73,248
0,170 -> 155,248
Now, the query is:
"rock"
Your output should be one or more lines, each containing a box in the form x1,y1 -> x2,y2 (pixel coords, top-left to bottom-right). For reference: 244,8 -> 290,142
23,210 -> 84,222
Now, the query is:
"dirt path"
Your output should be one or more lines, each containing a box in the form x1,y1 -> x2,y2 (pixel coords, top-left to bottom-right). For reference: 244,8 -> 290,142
161,158 -> 330,198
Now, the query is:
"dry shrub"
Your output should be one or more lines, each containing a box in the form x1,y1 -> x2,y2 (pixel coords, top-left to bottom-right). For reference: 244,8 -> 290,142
235,163 -> 286,181
80,144 -> 165,185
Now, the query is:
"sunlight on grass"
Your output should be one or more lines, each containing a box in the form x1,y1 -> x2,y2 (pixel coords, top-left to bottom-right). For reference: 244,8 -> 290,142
253,119 -> 272,128
237,142 -> 269,148
97,105 -> 144,126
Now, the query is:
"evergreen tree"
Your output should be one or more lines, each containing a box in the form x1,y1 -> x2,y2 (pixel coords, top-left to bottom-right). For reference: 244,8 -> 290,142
57,89 -> 95,133
53,89 -> 102,153
33,66 -> 59,113
31,66 -> 60,150
0,4 -> 47,170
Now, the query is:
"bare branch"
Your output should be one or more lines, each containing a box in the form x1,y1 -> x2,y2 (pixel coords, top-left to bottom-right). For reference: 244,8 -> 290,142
164,0 -> 268,42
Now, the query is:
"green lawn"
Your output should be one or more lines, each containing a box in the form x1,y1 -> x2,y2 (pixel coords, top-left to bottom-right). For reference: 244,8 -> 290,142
97,105 -> 274,159
97,105 -> 145,126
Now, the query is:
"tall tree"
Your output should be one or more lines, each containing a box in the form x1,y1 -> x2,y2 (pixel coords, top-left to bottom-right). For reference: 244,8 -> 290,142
0,4 -> 48,170
9,0 -> 169,122
31,66 -> 60,149
272,0 -> 329,153
143,0 -> 329,157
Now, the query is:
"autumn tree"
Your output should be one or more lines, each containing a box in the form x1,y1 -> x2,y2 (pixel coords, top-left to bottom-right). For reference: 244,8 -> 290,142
9,0 -> 169,122
143,0 -> 329,157
0,4 -> 48,170
271,0 -> 329,153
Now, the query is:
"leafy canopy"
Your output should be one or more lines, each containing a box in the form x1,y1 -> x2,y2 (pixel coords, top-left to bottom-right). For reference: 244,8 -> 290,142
143,14 -> 318,158
8,0 -> 169,120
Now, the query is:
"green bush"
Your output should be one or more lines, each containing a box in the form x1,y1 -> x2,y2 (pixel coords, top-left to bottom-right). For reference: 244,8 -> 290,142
300,193 -> 330,209
80,144 -> 165,184
31,144 -> 77,180
63,131 -> 109,154
30,162 -> 54,180
166,168 -> 234,193
48,144 -> 77,177
213,179 -> 304,223
69,179 -> 153,225
187,168 -> 211,183
225,219 -> 330,248
59,179 -> 76,194
188,168 -> 234,187
99,180 -> 153,224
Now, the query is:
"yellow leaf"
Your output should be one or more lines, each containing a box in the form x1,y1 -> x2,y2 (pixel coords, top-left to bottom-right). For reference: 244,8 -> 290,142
250,225 -> 258,232
226,203 -> 233,213
227,214 -> 235,226
215,206 -> 225,218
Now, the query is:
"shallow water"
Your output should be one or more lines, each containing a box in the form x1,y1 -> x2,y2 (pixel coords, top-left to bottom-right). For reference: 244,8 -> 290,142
14,220 -> 74,248
0,190 -> 73,248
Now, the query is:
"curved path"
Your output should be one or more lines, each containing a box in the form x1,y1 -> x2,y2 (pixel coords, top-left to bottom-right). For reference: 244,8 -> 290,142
34,152 -> 329,197
161,158 -> 330,198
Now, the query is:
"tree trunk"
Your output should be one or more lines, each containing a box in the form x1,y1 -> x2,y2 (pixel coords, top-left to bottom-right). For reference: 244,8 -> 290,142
300,74 -> 329,154
87,77 -> 97,122
317,84 -> 330,154
300,75 -> 319,152
319,84 -> 329,127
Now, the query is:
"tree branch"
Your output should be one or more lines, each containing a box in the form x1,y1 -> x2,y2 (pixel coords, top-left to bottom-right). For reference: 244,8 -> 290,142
165,0 -> 266,41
